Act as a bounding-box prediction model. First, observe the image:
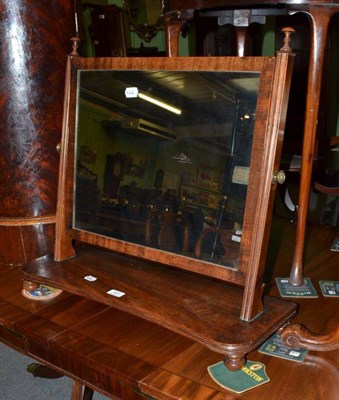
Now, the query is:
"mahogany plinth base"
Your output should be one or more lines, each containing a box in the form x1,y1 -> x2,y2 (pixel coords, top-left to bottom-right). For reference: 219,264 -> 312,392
21,245 -> 297,370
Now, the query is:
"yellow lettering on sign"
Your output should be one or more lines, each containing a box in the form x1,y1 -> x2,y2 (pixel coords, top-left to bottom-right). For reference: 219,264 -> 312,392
241,367 -> 264,382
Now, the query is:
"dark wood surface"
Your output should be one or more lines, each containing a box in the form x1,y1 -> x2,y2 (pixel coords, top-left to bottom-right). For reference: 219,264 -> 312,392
21,245 -> 296,357
0,0 -> 74,265
20,50 -> 298,370
0,218 -> 338,399
51,52 -> 294,328
163,0 -> 339,291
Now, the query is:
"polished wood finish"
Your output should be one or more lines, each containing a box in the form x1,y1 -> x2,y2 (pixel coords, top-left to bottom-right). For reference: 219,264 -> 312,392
21,245 -> 297,370
0,0 -> 74,265
52,54 -> 286,286
163,0 -> 339,352
53,52 -> 293,293
164,0 -> 339,287
0,224 -> 55,266
281,323 -> 339,351
1,219 -> 338,399
21,31 -> 297,369
71,382 -> 94,400
290,6 -> 336,286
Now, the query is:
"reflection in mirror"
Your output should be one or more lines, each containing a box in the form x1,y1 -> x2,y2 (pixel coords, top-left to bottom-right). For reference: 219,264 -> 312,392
74,70 -> 259,270
123,0 -> 164,42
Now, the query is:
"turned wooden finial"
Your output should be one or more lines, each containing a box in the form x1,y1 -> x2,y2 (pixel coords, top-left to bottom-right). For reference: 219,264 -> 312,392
70,36 -> 80,56
280,27 -> 295,53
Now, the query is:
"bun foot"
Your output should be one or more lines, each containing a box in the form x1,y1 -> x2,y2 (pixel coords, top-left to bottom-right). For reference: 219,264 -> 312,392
223,354 -> 246,371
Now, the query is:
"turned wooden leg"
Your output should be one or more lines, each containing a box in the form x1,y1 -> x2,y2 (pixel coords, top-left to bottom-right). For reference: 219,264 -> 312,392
27,363 -> 64,379
289,7 -> 333,286
223,353 -> 246,371
71,381 -> 94,400
22,279 -> 39,292
234,27 -> 250,57
164,9 -> 194,57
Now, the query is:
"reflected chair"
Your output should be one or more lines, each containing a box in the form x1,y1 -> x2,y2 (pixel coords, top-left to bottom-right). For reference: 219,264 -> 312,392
195,227 -> 240,268
145,208 -> 192,253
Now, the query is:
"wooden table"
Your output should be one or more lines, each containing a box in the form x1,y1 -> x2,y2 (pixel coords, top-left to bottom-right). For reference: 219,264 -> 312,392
0,218 -> 338,399
163,0 -> 339,286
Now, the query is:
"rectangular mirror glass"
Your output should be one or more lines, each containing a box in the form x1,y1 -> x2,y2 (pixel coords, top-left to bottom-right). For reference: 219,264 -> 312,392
73,69 -> 259,271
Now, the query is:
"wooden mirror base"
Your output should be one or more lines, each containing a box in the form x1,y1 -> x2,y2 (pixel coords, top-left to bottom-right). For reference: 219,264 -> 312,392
21,245 -> 297,370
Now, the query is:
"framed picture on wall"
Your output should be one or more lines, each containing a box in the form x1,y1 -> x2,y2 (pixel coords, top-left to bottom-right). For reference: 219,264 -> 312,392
181,185 -> 199,204
181,173 -> 197,187
125,153 -> 148,178
198,164 -> 219,190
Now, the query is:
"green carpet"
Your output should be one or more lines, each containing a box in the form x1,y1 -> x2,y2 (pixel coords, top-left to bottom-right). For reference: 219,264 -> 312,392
0,341 -> 107,400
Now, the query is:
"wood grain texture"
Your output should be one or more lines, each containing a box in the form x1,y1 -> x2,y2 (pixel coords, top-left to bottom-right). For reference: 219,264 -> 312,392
0,0 -> 74,264
28,52 -> 297,369
53,54 -> 294,327
164,0 -> 339,300
0,219 -> 338,399
0,224 -> 56,266
141,219 -> 339,399
0,0 -> 74,217
290,6 -> 335,285
281,323 -> 339,351
22,245 -> 297,362
54,55 -> 279,290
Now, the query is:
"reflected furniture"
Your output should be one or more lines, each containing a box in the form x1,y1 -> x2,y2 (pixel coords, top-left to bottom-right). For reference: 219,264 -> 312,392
163,0 -> 339,353
195,227 -> 240,268
163,0 -> 339,287
22,34 -> 299,370
123,0 -> 164,42
79,1 -> 166,57
81,3 -> 128,57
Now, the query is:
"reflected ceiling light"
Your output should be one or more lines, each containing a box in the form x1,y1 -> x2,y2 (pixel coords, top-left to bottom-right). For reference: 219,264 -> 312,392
125,87 -> 182,115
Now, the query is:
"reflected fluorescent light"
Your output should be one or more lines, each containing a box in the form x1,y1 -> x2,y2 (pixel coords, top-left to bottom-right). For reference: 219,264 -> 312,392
125,87 -> 182,115
138,92 -> 182,115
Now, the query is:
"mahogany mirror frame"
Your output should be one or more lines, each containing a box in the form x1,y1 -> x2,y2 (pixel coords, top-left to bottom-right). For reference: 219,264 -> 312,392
54,51 -> 294,320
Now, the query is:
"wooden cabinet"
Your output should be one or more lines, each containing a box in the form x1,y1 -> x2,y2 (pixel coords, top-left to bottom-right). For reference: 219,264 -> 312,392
81,3 -> 128,57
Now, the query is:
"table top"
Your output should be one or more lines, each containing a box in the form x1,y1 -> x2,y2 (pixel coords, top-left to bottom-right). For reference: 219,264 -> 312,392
0,218 -> 338,399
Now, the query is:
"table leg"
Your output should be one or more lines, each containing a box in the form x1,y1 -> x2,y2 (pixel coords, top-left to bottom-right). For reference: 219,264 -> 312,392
71,381 -> 94,400
164,9 -> 194,57
290,6 -> 334,285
